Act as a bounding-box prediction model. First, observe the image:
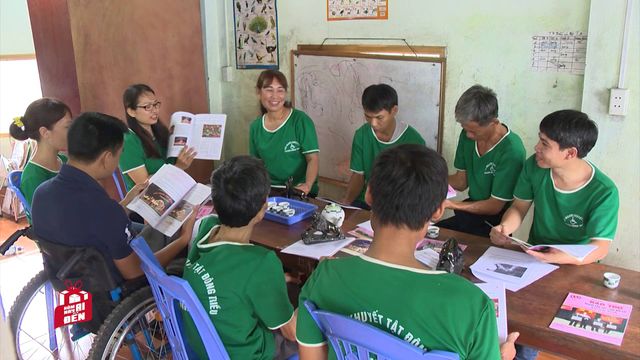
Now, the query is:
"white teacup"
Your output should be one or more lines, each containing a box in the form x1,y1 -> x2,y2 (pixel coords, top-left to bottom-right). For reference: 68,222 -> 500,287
603,272 -> 621,289
426,226 -> 440,239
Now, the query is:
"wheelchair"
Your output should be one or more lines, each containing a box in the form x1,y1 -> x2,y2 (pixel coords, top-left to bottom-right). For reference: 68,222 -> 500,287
1,227 -> 172,360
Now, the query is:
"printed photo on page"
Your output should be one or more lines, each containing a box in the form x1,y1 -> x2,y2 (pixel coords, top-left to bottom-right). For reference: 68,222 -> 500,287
549,293 -> 633,346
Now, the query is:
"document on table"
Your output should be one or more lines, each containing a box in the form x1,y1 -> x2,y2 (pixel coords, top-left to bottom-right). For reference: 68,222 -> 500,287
470,247 -> 559,292
476,281 -> 508,343
415,248 -> 440,269
281,237 -> 356,260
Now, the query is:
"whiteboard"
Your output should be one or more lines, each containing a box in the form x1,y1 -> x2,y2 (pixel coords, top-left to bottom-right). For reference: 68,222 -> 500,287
293,53 -> 443,183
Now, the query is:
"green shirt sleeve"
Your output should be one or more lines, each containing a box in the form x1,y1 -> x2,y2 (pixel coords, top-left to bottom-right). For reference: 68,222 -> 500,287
586,186 -> 619,240
453,130 -> 467,171
349,127 -> 365,173
467,301 -> 502,360
513,156 -> 536,201
119,131 -> 146,173
490,147 -> 525,201
296,111 -> 320,154
246,251 -> 294,329
296,263 -> 326,346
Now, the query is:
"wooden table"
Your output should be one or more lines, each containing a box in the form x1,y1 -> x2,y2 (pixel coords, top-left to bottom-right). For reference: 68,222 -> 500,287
252,204 -> 640,360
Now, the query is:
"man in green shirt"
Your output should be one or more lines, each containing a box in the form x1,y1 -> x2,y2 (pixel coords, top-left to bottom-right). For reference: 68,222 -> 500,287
342,84 -> 425,209
182,156 -> 297,359
298,144 -> 519,360
439,85 -> 526,237
490,110 -> 619,266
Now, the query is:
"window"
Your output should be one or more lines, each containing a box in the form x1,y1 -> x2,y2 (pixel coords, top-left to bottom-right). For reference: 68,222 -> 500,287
0,55 -> 42,134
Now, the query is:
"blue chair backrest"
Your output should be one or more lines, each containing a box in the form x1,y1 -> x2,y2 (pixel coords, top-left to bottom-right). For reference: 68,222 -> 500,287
129,237 -> 230,360
303,300 -> 459,360
7,170 -> 31,217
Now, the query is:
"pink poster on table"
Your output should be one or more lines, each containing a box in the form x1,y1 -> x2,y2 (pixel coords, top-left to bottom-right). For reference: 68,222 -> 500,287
549,292 -> 633,346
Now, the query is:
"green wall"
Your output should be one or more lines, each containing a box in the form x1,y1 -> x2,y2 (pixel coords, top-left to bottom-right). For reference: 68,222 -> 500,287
582,0 -> 639,270
203,0 -> 639,270
0,0 -> 34,55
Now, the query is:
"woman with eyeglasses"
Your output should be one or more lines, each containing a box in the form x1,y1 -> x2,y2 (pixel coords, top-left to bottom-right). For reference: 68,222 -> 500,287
120,84 -> 196,190
249,70 -> 320,196
9,98 -> 72,220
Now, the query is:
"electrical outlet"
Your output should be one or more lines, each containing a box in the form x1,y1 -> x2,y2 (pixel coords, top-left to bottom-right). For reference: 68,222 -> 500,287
608,88 -> 630,116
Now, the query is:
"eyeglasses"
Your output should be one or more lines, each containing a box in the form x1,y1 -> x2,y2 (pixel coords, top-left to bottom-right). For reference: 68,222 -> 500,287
136,101 -> 162,112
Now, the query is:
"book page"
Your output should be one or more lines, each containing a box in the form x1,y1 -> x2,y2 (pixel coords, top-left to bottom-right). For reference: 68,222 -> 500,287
126,164 -> 196,226
154,183 -> 211,237
167,111 -> 196,158
281,237 -> 356,260
476,282 -> 508,343
186,114 -> 227,160
529,244 -> 597,262
470,247 -> 558,292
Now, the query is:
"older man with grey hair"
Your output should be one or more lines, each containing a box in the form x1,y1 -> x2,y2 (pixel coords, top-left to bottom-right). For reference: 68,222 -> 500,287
437,85 -> 526,237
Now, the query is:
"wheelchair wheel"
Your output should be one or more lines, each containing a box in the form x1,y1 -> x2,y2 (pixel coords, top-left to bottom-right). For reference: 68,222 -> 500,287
88,286 -> 169,360
9,270 -> 95,360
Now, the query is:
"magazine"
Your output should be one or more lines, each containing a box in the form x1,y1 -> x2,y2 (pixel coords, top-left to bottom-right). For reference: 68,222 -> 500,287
549,293 -> 632,346
126,164 -> 211,237
167,111 -> 227,160
509,236 -> 598,262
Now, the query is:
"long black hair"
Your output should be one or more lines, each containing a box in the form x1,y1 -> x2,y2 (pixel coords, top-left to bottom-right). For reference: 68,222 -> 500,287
123,84 -> 169,158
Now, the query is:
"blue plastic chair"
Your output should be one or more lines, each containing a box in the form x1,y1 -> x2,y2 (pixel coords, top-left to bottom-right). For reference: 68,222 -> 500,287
7,170 -> 31,218
112,168 -> 126,201
303,300 -> 459,360
129,236 -> 230,360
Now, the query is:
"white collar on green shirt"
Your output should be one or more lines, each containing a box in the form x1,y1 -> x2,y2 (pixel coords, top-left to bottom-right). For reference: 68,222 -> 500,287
261,108 -> 294,133
359,254 -> 446,275
195,225 -> 255,249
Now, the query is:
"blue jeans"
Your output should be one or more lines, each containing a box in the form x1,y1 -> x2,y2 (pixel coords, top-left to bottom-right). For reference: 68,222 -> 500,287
515,344 -> 539,360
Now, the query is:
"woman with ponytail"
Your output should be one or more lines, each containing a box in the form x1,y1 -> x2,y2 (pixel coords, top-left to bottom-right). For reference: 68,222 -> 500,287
9,98 -> 72,218
120,84 -> 196,190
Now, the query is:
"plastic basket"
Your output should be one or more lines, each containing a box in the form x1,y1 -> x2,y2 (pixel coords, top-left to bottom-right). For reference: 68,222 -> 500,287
264,197 -> 317,225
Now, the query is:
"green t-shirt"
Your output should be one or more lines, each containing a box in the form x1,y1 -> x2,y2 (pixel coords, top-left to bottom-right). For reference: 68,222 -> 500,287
119,130 -> 168,190
297,255 -> 500,360
453,126 -> 526,201
249,108 -> 320,194
21,153 -> 67,223
514,156 -> 619,245
182,215 -> 294,359
350,123 -> 425,202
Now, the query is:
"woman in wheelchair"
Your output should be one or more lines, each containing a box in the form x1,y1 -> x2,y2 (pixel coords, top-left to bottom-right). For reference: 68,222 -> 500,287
9,97 -> 72,221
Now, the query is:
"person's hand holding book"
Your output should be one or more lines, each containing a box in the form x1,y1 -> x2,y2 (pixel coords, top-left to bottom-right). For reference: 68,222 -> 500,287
175,146 -> 197,170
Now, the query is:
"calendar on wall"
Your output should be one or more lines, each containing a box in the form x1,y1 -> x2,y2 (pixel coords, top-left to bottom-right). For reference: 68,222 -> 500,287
531,31 -> 587,75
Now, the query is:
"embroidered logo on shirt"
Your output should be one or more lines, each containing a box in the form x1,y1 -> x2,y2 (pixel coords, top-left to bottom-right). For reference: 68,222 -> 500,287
563,214 -> 584,228
284,141 -> 300,153
484,162 -> 497,175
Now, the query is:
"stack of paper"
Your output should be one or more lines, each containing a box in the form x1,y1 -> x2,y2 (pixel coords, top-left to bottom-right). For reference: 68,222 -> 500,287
281,237 -> 355,260
470,247 -> 559,292
476,282 -> 508,343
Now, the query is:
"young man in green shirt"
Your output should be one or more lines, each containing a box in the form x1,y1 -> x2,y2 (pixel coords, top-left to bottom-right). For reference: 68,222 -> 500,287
490,110 -> 619,265
298,144 -> 519,360
439,85 -> 526,237
182,156 -> 297,359
341,84 -> 425,209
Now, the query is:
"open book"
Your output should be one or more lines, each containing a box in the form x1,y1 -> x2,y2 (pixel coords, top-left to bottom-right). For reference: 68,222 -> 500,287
168,111 -> 227,160
509,236 -> 597,262
127,164 -> 211,237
